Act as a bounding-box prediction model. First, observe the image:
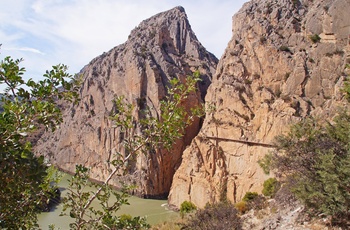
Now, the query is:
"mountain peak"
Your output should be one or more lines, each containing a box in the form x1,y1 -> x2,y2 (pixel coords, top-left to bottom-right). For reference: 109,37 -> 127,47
171,5 -> 185,13
36,6 -> 218,198
125,5 -> 217,91
129,5 -> 192,51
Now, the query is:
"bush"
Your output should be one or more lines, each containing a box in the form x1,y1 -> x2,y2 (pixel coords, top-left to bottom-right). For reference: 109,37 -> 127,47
234,201 -> 247,214
258,154 -> 272,174
262,178 -> 280,197
242,192 -> 259,202
113,214 -> 150,229
261,67 -> 350,226
180,201 -> 197,217
267,113 -> 350,226
278,46 -> 291,53
309,34 -> 321,43
182,202 -> 242,230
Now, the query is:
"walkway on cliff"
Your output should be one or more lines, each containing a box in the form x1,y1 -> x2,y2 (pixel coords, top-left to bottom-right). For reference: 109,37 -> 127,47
205,136 -> 276,148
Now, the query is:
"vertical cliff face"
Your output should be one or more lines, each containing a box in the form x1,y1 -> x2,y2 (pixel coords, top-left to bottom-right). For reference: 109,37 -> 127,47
36,6 -> 218,198
169,0 -> 350,208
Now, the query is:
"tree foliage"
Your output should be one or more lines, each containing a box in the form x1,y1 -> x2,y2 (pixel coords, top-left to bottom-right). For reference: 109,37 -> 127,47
0,54 -> 79,229
61,73 -> 203,229
262,178 -> 279,197
62,165 -> 149,230
110,73 -> 203,155
265,77 -> 350,225
242,192 -> 259,202
270,115 -> 350,224
180,201 -> 197,218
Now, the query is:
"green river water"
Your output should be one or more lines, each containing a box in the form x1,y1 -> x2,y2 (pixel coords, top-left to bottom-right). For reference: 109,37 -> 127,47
38,173 -> 179,229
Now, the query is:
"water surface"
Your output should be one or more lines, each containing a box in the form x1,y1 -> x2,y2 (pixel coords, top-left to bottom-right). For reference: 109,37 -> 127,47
38,173 -> 178,229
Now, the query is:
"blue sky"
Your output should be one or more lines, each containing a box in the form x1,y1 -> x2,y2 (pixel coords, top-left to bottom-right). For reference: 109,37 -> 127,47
0,0 -> 247,89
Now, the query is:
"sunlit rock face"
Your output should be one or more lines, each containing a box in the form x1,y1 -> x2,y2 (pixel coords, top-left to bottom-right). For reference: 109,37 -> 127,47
169,0 -> 350,209
36,6 -> 218,198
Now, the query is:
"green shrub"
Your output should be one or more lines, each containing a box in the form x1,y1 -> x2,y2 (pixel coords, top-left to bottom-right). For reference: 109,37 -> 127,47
309,34 -> 321,43
258,154 -> 272,174
261,65 -> 350,226
262,178 -> 280,197
180,201 -> 197,217
112,214 -> 150,229
267,110 -> 350,225
242,192 -> 259,202
279,46 -> 291,52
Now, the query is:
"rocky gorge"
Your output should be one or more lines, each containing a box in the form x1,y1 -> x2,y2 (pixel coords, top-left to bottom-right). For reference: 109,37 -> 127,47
36,6 -> 218,198
36,0 -> 350,221
169,0 -> 350,209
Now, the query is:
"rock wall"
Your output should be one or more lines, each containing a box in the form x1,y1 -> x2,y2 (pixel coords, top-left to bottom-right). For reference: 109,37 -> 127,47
169,0 -> 350,208
36,6 -> 218,198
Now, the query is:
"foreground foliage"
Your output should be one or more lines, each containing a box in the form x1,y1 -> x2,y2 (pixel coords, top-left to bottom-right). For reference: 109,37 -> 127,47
63,165 -> 149,229
0,54 -> 79,229
180,201 -> 197,218
265,76 -> 350,226
271,114 -> 350,225
62,73 -> 203,229
262,178 -> 280,197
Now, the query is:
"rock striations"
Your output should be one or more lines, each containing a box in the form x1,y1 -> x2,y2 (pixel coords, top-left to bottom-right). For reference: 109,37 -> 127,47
36,0 -> 350,213
35,6 -> 218,198
168,0 -> 350,209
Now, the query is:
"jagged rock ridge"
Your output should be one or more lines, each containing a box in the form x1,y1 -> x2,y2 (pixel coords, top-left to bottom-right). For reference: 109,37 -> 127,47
36,6 -> 218,198
169,0 -> 350,209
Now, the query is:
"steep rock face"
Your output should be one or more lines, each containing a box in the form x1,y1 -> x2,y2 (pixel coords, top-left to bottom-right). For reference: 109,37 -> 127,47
169,0 -> 350,208
36,6 -> 218,198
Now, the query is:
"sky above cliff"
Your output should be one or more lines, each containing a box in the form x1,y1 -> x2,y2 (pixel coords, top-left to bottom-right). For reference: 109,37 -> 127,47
0,0 -> 247,88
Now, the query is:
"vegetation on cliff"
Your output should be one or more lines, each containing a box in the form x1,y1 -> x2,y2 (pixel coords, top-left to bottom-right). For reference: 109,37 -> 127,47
263,75 -> 350,226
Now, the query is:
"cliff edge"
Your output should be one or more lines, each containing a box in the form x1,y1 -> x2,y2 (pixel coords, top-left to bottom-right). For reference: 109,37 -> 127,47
35,6 -> 218,198
169,0 -> 350,209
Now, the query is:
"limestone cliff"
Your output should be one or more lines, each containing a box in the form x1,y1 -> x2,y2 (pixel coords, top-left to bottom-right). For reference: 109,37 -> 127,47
169,0 -> 350,208
35,6 -> 218,198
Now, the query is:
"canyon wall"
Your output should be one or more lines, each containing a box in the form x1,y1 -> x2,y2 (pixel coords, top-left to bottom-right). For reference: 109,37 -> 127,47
35,0 -> 350,207
36,6 -> 218,198
169,0 -> 350,208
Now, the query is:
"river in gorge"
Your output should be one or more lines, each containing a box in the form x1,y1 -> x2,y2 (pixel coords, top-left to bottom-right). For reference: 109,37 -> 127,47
38,173 -> 179,229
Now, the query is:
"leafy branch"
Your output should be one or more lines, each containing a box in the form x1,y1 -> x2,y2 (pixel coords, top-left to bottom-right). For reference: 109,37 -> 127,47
0,53 -> 80,229
62,72 -> 203,229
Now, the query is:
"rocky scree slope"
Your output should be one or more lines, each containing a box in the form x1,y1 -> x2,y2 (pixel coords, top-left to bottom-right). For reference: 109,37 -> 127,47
35,6 -> 218,198
169,0 -> 350,209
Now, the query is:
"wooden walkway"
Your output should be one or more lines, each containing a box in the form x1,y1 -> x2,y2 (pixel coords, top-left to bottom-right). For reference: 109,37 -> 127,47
205,136 -> 276,148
